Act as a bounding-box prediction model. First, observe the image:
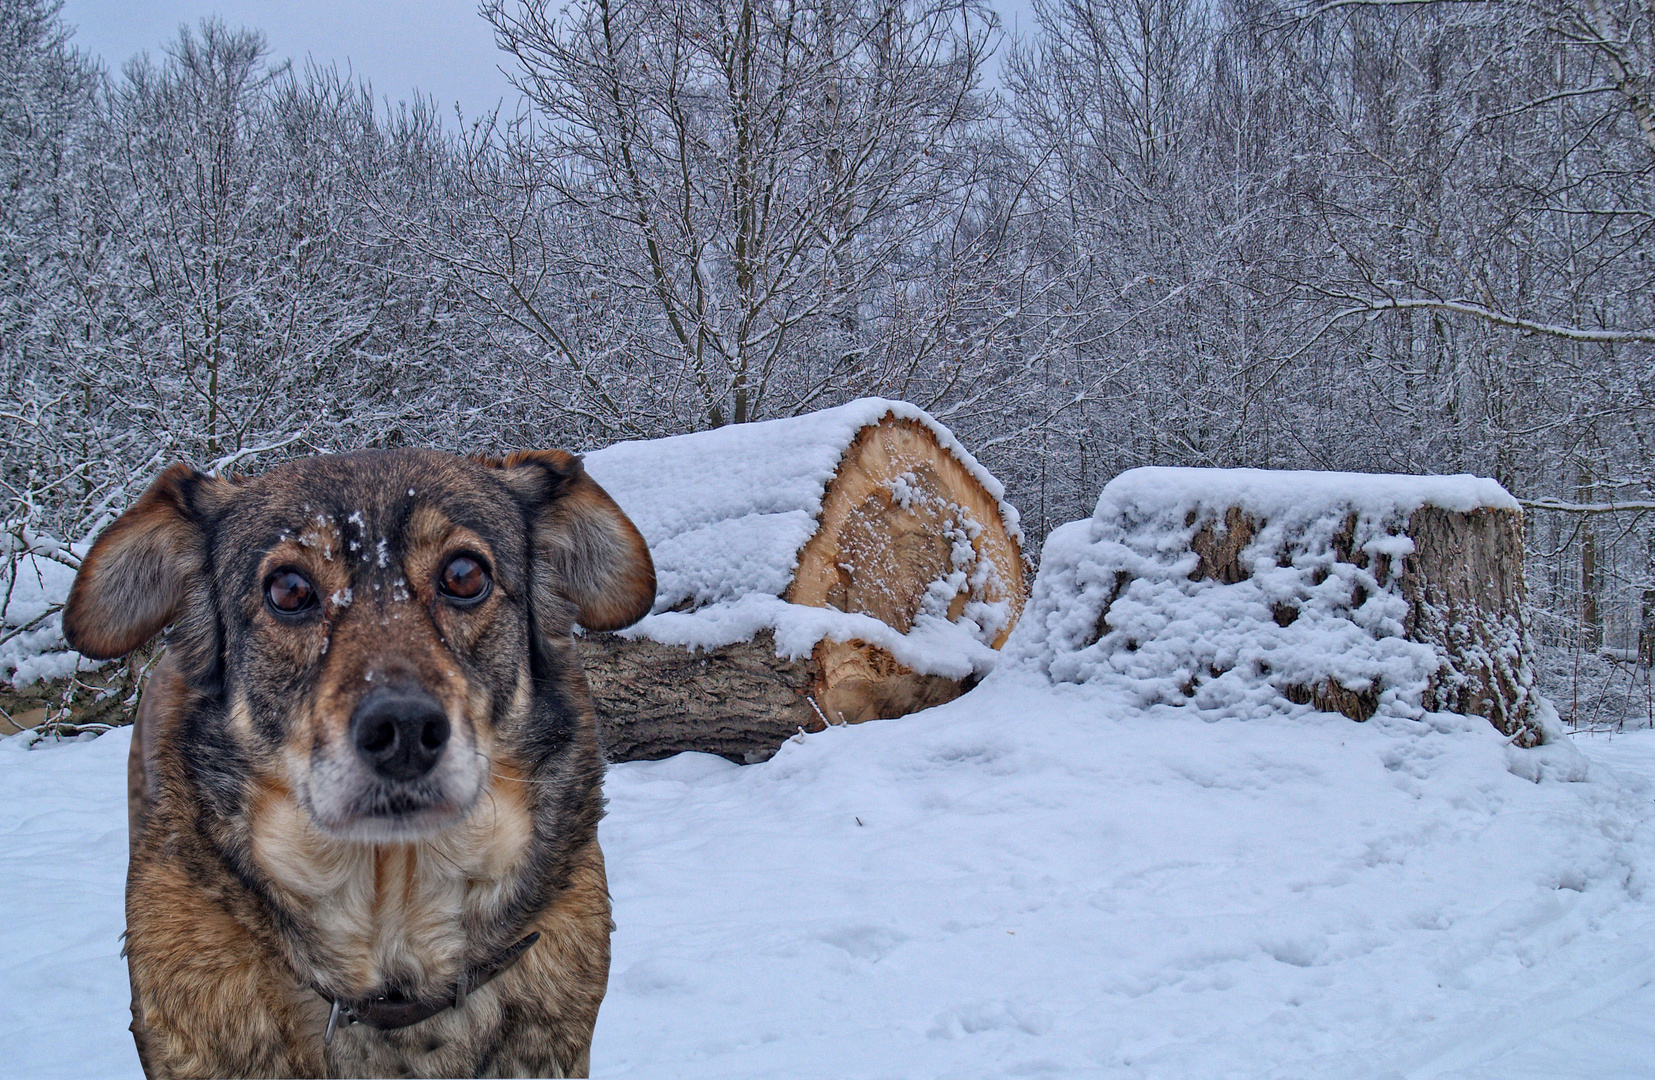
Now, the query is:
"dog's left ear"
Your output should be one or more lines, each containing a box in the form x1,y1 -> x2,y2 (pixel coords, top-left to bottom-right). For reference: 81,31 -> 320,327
484,449 -> 656,633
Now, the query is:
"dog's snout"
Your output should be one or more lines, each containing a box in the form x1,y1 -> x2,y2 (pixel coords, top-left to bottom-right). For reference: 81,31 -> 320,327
350,687 -> 451,782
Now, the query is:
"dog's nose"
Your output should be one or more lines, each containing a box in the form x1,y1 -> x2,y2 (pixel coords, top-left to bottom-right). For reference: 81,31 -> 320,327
350,687 -> 451,782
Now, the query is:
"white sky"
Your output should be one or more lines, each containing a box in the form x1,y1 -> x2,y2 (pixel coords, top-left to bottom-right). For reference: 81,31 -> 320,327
58,0 -> 1035,121
59,0 -> 523,121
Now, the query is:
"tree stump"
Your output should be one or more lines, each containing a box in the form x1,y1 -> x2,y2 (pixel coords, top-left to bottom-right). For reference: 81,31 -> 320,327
1399,506 -> 1538,743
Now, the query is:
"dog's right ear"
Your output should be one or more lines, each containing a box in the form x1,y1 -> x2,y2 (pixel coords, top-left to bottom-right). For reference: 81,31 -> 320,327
62,464 -> 227,660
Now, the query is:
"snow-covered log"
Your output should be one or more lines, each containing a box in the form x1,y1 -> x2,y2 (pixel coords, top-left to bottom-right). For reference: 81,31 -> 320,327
581,398 -> 1027,762
1009,468 -> 1551,746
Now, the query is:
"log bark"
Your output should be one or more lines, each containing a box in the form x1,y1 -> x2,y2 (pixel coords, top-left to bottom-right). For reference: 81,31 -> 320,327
582,630 -> 820,764
581,630 -> 970,764
1399,506 -> 1543,746
1188,507 -> 1258,584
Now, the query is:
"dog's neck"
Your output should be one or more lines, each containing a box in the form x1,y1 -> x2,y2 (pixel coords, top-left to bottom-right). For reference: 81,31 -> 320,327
316,929 -> 542,1043
242,769 -> 540,1000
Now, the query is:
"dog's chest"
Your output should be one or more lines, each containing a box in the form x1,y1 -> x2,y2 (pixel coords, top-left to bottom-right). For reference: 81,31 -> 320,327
251,779 -> 535,991
323,996 -> 514,1078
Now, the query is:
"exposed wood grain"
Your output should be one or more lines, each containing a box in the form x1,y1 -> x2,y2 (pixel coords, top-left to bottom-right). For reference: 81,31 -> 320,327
586,413 -> 1026,763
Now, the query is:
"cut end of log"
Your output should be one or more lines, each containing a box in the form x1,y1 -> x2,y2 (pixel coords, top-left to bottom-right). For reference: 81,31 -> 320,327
811,638 -> 968,725
788,415 -> 1025,645
581,405 -> 1027,763
784,414 -> 1023,731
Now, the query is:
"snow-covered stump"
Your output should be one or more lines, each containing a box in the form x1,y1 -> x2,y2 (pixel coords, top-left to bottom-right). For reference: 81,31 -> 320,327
1009,468 -> 1550,746
582,399 -> 1027,763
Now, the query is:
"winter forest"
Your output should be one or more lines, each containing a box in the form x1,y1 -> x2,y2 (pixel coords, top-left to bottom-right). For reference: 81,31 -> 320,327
1,0 -> 1651,723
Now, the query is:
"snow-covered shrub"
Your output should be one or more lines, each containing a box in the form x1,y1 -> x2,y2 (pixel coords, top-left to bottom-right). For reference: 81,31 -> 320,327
0,545 -> 85,689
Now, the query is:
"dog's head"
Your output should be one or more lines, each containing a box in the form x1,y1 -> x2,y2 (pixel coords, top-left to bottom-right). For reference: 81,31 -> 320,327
62,449 -> 654,841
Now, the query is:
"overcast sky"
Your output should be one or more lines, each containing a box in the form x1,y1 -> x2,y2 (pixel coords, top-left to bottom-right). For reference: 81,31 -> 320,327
58,0 -> 1033,122
60,0 -> 523,121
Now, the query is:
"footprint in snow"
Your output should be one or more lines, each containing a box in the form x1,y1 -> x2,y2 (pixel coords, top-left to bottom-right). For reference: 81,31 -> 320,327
818,924 -> 908,962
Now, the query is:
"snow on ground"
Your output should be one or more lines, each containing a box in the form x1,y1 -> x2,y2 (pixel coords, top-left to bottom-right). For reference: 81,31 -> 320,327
2,468 -> 1650,1078
3,683 -> 1654,1079
593,683 -> 1655,1079
0,726 -> 133,1079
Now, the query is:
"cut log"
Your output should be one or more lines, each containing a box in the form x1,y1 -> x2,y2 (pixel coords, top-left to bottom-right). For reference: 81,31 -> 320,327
1012,468 -> 1550,746
1399,506 -> 1537,742
581,631 -> 818,764
581,399 -> 1025,763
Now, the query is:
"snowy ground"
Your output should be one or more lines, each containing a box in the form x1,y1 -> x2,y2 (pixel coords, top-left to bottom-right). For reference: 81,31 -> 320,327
2,675 -> 1654,1079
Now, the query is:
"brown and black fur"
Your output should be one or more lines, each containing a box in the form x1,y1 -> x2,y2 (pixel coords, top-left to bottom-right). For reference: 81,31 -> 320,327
62,449 -> 656,1079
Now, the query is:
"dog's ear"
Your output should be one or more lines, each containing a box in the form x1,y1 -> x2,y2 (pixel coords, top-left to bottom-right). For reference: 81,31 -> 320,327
62,463 -> 228,660
484,450 -> 656,633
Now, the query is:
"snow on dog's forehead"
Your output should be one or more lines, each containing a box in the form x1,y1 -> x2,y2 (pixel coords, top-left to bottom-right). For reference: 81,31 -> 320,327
583,397 -> 1016,545
1094,467 -> 1520,526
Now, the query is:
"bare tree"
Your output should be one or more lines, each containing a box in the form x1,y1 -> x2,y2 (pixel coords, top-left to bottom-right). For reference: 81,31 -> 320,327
478,0 -> 1006,432
0,0 -> 123,546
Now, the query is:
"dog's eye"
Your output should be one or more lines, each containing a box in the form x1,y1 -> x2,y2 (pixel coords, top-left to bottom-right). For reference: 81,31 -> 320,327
439,554 -> 491,603
266,571 -> 317,615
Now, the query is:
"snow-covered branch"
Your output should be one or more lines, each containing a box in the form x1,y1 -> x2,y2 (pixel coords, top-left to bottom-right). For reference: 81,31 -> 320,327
1330,298 -> 1655,345
1521,498 -> 1655,514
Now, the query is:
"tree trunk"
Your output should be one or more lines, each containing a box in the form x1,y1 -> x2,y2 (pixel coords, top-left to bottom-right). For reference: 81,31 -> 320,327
1641,531 -> 1654,666
1579,472 -> 1603,651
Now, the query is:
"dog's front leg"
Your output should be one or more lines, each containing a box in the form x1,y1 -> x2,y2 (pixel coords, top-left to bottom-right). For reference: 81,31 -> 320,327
125,859 -> 330,1079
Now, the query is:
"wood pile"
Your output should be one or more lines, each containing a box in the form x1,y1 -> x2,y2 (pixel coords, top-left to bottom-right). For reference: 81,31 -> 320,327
1011,467 -> 1549,746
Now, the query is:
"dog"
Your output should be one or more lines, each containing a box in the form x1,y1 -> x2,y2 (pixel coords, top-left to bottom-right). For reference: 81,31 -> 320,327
61,448 -> 655,1078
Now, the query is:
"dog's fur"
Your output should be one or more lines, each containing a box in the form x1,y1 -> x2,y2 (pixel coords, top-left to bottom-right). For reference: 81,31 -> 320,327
61,449 -> 655,1079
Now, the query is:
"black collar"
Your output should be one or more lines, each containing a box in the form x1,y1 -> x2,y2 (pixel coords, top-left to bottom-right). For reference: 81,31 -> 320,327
318,931 -> 540,1043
